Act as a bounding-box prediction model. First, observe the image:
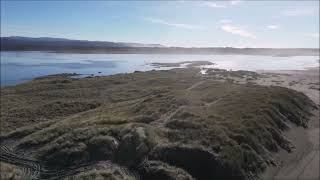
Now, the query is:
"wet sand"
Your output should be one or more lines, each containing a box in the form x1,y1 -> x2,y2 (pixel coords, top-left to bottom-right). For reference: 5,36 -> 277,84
256,68 -> 319,180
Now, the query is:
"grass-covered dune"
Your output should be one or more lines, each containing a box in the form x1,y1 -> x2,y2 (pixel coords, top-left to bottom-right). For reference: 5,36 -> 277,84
0,162 -> 24,180
0,68 -> 317,180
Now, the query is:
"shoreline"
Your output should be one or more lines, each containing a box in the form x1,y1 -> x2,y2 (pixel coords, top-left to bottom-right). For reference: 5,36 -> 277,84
254,68 -> 319,180
2,50 -> 319,55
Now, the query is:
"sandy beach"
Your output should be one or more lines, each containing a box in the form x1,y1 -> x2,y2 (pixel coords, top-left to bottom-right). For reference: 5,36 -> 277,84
256,68 -> 319,180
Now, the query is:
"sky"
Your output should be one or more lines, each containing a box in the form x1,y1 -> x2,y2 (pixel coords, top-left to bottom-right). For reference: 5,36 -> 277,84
1,0 -> 319,48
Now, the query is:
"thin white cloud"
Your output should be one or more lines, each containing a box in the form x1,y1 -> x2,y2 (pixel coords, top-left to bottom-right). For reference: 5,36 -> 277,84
145,18 -> 205,30
221,24 -> 256,38
230,0 -> 243,6
282,7 -> 318,17
308,33 -> 319,39
201,2 -> 226,8
266,25 -> 280,30
201,1 -> 243,8
219,19 -> 233,24
2,24 -> 78,38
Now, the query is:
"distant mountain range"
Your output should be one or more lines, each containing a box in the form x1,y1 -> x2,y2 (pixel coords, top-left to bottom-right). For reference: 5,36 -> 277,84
0,36 -> 164,49
1,36 -> 319,56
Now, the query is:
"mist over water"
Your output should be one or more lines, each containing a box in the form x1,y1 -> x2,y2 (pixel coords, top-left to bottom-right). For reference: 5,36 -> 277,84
1,51 -> 319,86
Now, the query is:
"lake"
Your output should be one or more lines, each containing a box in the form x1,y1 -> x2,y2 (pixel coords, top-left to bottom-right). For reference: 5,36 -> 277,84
1,51 -> 319,86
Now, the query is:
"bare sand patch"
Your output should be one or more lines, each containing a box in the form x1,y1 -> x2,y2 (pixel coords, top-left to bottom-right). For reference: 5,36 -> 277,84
256,68 -> 319,180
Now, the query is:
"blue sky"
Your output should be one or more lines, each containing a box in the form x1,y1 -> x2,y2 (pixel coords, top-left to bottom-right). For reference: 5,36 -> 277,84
1,0 -> 319,48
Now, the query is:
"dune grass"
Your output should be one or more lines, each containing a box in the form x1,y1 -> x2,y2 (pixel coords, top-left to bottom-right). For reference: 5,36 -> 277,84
0,162 -> 24,180
0,68 -> 316,180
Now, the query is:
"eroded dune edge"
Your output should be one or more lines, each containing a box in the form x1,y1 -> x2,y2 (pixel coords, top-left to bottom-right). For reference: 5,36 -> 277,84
1,68 -> 318,180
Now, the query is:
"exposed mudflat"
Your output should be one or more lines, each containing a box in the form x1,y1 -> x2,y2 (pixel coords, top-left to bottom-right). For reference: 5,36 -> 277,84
0,67 -> 318,180
151,61 -> 214,68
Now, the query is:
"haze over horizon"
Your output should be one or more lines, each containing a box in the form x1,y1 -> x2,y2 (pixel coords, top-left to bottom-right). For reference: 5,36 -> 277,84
1,1 -> 319,48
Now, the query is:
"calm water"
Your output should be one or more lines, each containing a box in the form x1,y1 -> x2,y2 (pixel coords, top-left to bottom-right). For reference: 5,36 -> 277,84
1,51 -> 319,86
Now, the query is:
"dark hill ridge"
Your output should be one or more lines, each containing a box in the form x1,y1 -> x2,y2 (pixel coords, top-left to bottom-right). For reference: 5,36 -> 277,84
0,36 -> 164,50
0,68 -> 317,180
1,36 -> 319,56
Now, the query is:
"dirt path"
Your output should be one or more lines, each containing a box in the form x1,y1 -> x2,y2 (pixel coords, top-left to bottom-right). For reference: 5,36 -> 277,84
204,97 -> 223,107
1,144 -> 41,179
187,80 -> 206,91
153,79 -> 207,126
0,144 -> 103,180
156,77 -> 227,126
152,105 -> 186,127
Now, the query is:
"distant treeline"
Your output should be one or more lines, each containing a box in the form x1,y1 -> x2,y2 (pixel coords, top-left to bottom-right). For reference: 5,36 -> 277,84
1,36 -> 319,56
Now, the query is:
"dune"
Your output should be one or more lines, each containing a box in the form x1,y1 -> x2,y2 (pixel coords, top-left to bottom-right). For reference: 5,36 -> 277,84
0,67 -> 318,180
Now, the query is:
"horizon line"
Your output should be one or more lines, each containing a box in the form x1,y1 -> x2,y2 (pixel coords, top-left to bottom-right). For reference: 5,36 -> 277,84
1,35 -> 319,49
